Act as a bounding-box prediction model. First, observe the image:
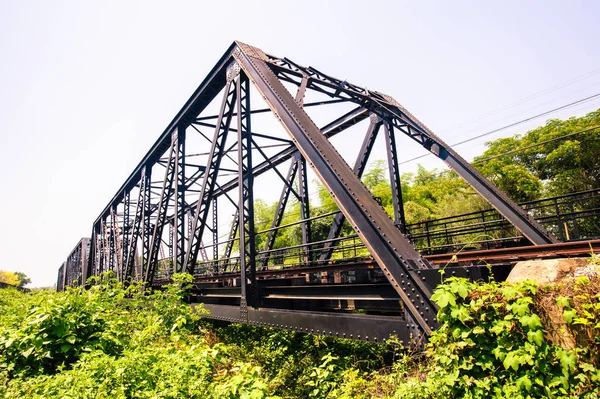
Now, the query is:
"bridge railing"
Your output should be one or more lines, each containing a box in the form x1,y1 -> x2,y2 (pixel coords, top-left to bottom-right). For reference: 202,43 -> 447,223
406,189 -> 600,254
149,189 -> 600,280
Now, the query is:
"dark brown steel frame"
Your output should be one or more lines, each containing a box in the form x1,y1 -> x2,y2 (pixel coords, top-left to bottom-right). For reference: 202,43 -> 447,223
58,42 -> 559,343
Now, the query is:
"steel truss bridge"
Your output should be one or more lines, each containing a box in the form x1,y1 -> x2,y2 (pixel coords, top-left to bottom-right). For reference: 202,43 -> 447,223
56,42 -> 600,345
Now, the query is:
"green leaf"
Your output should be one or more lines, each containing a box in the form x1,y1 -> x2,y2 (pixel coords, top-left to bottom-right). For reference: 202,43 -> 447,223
450,306 -> 472,323
509,299 -> 530,316
516,375 -> 532,391
431,290 -> 456,308
519,314 -> 542,329
581,363 -> 596,373
573,317 -> 591,325
453,281 -> 470,299
563,309 -> 577,324
21,347 -> 33,358
556,295 -> 571,307
503,351 -> 521,371
501,286 -> 520,300
472,326 -> 485,335
527,330 -> 544,346
556,349 -> 577,374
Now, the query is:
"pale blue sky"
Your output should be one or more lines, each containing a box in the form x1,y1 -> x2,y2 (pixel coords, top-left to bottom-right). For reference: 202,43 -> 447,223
1,1 -> 599,287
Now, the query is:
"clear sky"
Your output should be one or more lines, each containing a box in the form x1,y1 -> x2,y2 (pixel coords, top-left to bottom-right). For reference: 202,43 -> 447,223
1,0 -> 599,287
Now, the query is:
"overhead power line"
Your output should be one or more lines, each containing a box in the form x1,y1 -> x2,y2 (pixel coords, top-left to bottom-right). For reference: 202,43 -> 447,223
423,124 -> 600,180
472,125 -> 600,165
399,92 -> 600,166
441,67 -> 600,133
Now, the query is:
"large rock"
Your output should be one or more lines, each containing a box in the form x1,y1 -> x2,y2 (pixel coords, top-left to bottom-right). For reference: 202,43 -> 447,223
506,258 -> 589,285
507,257 -> 598,351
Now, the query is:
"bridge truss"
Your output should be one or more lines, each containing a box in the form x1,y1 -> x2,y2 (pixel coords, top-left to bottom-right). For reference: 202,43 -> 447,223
57,42 -> 564,345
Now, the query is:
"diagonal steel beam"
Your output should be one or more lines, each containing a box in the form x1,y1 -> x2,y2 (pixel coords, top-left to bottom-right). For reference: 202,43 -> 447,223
260,158 -> 299,267
234,42 -> 437,337
124,167 -> 148,280
184,66 -> 238,274
111,208 -> 124,280
222,210 -> 239,271
319,115 -> 382,261
146,130 -> 179,283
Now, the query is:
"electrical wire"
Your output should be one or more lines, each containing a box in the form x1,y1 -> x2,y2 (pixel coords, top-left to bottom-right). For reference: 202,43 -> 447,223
471,125 -> 600,165
418,124 -> 600,181
398,93 -> 600,166
441,67 -> 600,134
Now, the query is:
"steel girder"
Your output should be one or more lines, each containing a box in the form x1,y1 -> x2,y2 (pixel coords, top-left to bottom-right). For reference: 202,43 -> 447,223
64,41 -> 558,342
261,48 -> 556,246
236,73 -> 257,313
319,115 -> 382,261
260,156 -> 300,267
184,71 -> 238,275
61,238 -> 89,289
57,262 -> 66,291
232,43 -> 438,338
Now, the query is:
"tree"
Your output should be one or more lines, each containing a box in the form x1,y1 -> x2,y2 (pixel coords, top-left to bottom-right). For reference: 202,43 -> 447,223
0,271 -> 20,286
474,108 -> 600,197
14,272 -> 31,287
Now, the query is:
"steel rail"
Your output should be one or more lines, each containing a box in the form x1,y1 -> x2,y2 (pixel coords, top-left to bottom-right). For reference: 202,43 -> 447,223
425,239 -> 600,264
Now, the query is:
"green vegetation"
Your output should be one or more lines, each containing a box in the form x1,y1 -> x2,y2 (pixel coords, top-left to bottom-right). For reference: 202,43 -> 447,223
1,270 -> 600,398
474,109 -> 600,200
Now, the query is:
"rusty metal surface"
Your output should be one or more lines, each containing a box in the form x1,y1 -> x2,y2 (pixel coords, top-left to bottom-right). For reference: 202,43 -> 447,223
425,240 -> 600,264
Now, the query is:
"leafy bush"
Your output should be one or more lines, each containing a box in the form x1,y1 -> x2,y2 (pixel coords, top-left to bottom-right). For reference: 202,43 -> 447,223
2,270 -> 600,398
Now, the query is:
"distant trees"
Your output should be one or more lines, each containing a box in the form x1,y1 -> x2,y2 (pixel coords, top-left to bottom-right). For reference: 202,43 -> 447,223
0,271 -> 31,287
474,109 -> 600,199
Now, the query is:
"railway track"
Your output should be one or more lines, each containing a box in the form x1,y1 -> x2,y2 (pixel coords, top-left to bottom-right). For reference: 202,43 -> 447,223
176,239 -> 600,285
425,239 -> 600,265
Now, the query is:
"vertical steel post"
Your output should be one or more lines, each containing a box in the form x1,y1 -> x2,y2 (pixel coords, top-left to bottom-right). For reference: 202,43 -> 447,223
122,191 -> 131,281
384,121 -> 407,233
98,219 -> 107,275
142,165 -> 152,280
169,220 -> 174,271
86,223 -> 99,283
175,125 -> 186,273
212,198 -> 218,272
108,211 -> 116,272
297,154 -> 311,262
236,71 -> 256,313
80,238 -> 89,285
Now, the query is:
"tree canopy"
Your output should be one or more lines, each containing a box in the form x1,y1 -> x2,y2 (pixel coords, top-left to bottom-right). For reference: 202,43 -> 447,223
0,271 -> 31,287
474,109 -> 600,199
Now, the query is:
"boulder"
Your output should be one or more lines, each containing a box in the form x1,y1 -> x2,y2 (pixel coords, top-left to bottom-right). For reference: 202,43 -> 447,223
506,258 -> 589,285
